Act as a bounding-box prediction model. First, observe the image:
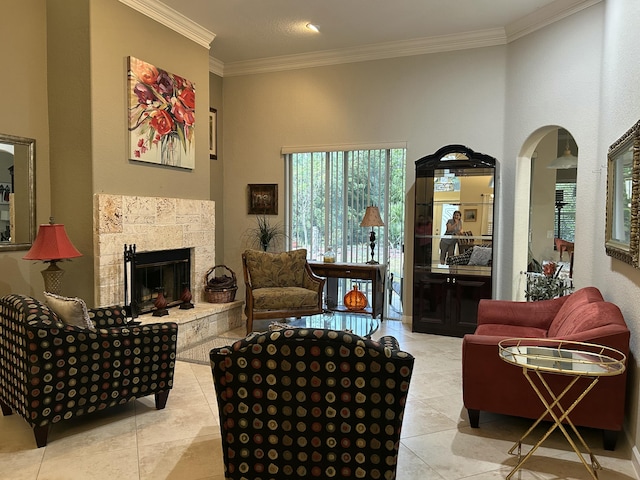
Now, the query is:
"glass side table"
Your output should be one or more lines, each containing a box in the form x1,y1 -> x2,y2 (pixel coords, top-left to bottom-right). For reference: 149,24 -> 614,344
498,338 -> 626,480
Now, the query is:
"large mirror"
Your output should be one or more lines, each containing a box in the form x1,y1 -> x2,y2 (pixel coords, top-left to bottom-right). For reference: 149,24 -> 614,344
605,120 -> 639,267
0,133 -> 35,251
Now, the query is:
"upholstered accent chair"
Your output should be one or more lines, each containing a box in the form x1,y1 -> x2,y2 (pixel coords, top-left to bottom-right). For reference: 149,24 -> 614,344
242,249 -> 325,334
0,294 -> 178,447
210,328 -> 415,480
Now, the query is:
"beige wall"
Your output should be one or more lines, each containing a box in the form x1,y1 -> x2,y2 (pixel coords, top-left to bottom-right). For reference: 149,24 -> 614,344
221,48 -> 508,305
45,0 -> 212,304
210,73 -> 224,264
0,0 -> 51,298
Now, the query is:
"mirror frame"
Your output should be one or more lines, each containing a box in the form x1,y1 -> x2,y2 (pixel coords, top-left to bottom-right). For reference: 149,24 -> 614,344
605,120 -> 640,267
0,133 -> 36,251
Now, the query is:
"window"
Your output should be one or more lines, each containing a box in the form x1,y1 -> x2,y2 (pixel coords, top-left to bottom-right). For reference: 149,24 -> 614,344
285,147 -> 406,313
555,183 -> 576,242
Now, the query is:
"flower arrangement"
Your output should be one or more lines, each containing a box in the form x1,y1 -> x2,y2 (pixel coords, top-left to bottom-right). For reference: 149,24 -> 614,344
525,261 -> 572,301
128,56 -> 195,168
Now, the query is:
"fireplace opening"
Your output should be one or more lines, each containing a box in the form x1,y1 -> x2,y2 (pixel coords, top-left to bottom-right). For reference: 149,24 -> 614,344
124,245 -> 191,317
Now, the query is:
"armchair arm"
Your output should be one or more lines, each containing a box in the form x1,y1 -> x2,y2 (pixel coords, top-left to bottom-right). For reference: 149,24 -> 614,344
302,262 -> 325,293
477,296 -> 566,330
89,305 -> 128,327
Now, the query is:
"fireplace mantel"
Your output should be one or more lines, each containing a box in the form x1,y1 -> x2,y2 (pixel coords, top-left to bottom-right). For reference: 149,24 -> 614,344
94,194 -> 215,308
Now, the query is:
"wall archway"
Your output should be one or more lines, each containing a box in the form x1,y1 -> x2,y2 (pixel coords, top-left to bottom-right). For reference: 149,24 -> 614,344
512,125 -> 578,300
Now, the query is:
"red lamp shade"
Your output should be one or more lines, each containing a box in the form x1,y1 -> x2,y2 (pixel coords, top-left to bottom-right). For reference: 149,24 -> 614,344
23,223 -> 82,261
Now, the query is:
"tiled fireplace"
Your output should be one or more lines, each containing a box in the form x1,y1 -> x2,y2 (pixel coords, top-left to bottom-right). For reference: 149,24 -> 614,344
94,194 -> 243,351
94,194 -> 215,307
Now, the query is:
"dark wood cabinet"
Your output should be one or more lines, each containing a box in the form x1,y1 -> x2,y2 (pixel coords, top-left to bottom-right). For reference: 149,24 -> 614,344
412,145 -> 496,336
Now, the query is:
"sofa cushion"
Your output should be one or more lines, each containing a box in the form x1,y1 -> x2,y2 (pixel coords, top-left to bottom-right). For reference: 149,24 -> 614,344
252,287 -> 319,310
475,323 -> 548,338
550,301 -> 624,337
44,292 -> 96,330
244,249 -> 308,288
548,287 -> 604,337
468,246 -> 492,266
447,248 -> 473,265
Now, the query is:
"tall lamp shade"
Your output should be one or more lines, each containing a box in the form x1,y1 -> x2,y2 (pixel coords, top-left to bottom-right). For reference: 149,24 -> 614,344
360,206 -> 384,264
23,219 -> 82,294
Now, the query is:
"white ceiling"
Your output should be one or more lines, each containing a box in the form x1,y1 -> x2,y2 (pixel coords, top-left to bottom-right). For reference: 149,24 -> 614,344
144,0 -> 598,74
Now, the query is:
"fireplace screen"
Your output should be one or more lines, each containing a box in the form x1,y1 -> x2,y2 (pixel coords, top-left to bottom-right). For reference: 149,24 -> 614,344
124,245 -> 191,317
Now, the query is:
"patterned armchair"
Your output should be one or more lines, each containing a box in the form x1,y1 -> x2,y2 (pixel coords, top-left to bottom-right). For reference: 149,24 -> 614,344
0,294 -> 178,447
210,328 -> 415,480
242,249 -> 325,333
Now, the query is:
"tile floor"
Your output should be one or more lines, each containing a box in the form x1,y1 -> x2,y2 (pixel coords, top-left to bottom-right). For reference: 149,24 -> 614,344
0,319 -> 637,480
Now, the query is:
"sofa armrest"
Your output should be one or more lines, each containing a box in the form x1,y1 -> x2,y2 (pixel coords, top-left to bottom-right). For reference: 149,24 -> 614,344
89,305 -> 128,327
477,296 -> 566,330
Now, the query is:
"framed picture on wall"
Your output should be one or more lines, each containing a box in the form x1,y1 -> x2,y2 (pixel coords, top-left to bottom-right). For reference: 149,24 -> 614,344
127,56 -> 195,169
248,184 -> 278,215
209,108 -> 217,160
464,209 -> 477,222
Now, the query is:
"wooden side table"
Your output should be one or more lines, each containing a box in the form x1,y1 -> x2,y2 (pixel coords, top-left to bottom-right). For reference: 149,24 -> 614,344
498,338 -> 626,480
308,262 -> 386,320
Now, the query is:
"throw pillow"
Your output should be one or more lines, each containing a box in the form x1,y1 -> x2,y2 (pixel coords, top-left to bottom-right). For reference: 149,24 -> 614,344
468,246 -> 492,266
44,292 -> 96,330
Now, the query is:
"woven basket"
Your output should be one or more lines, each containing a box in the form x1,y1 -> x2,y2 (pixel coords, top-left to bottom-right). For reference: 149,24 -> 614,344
204,265 -> 238,303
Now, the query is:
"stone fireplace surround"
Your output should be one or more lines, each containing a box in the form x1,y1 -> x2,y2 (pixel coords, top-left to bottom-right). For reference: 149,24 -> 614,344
94,194 -> 243,351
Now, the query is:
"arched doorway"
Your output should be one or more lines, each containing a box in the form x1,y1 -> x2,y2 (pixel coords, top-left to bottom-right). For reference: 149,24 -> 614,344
512,126 -> 578,300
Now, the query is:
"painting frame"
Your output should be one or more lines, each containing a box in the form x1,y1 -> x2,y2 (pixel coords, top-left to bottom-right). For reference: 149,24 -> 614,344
248,184 -> 278,215
209,108 -> 217,160
127,56 -> 196,170
464,209 -> 477,222
605,120 -> 640,268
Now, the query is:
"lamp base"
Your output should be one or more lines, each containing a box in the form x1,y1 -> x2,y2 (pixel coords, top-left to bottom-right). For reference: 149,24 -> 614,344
41,261 -> 64,295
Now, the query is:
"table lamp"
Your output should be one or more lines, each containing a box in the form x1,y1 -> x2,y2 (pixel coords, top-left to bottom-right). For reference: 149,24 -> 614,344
23,218 -> 82,294
360,205 -> 384,264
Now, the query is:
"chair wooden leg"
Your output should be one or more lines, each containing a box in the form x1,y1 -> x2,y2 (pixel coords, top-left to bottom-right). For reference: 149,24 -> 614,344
33,424 -> 49,448
155,390 -> 170,410
246,312 -> 253,335
0,399 -> 12,416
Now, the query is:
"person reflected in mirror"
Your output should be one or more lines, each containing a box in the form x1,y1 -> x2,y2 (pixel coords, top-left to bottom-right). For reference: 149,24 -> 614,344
439,210 -> 463,264
415,214 -> 432,265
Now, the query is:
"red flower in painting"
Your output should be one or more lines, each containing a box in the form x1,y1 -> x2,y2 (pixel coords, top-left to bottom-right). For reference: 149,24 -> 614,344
150,110 -> 174,136
128,57 -> 195,165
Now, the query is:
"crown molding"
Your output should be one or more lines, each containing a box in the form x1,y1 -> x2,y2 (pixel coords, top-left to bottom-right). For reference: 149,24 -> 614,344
222,28 -> 506,77
209,57 -> 224,77
119,0 -> 215,49
505,0 -> 602,42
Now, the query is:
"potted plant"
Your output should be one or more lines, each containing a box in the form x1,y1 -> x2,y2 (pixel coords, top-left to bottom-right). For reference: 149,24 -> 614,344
247,215 -> 285,251
524,261 -> 572,301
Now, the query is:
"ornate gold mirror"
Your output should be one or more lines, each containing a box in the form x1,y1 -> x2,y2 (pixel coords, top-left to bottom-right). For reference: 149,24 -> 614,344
605,121 -> 640,267
0,133 -> 36,251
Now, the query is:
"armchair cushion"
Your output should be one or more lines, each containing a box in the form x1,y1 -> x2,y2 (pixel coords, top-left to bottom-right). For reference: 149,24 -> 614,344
243,249 -> 307,288
252,286 -> 319,310
44,292 -> 95,330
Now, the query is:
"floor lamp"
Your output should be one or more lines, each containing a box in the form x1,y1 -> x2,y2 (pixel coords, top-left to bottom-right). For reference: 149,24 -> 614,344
360,206 -> 384,264
23,218 -> 82,294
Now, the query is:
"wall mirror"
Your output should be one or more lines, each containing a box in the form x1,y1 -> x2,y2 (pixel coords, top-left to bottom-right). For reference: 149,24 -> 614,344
605,120 -> 639,267
0,133 -> 36,251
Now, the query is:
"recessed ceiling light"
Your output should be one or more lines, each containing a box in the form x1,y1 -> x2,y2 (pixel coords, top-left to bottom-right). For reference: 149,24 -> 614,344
306,23 -> 320,33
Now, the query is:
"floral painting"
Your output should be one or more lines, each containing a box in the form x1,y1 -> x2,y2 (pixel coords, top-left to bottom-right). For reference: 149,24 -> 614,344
128,56 -> 195,169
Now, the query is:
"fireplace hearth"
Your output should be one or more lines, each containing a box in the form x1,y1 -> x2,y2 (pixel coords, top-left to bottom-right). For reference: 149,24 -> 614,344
124,245 -> 191,317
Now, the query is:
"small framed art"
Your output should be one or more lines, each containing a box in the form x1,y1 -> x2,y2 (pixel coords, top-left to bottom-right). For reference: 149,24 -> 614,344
248,184 -> 278,215
209,108 -> 217,160
464,209 -> 477,222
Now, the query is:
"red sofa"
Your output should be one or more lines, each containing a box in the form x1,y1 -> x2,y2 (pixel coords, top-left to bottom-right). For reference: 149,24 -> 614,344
462,287 -> 630,450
